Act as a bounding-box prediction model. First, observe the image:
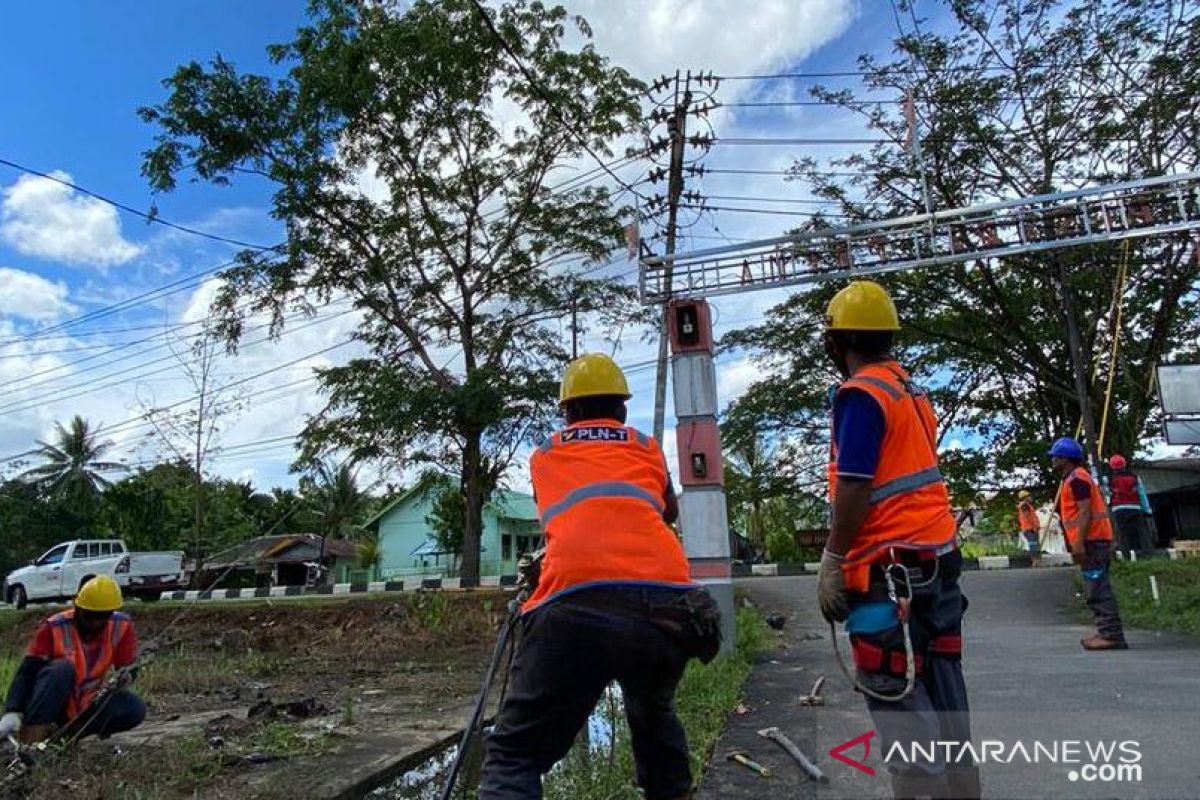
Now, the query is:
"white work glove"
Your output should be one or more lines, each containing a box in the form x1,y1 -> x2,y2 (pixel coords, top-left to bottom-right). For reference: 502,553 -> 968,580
818,549 -> 850,623
0,711 -> 22,738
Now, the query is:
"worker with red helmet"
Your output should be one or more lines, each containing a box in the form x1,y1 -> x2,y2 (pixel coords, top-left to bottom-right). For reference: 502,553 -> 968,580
1049,438 -> 1128,650
1107,454 -> 1153,557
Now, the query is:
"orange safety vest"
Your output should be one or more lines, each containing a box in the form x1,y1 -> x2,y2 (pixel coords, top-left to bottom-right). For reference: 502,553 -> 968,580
827,362 -> 957,592
524,419 -> 692,611
1059,467 -> 1113,547
46,609 -> 132,719
1017,500 -> 1040,532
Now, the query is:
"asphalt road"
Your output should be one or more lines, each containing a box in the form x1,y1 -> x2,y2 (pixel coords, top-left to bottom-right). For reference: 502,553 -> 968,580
697,568 -> 1200,800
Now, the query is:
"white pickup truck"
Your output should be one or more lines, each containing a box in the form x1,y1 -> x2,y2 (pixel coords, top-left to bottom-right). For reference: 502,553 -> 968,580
3,539 -> 185,609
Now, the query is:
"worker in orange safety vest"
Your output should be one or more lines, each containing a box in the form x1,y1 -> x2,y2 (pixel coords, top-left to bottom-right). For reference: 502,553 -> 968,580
1016,490 -> 1042,565
0,576 -> 144,745
1049,438 -> 1128,650
479,353 -> 719,800
817,280 -> 978,800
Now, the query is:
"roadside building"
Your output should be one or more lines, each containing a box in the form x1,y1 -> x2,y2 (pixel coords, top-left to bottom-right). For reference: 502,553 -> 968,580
1133,458 -> 1200,547
366,485 -> 541,579
199,534 -> 362,587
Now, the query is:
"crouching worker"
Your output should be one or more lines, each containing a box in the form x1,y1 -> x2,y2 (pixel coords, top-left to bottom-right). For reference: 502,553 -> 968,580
0,576 -> 145,745
479,353 -> 720,800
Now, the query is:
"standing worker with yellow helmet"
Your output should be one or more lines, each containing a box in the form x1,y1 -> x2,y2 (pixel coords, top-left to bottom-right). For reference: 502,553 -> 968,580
479,353 -> 719,800
817,281 -> 979,799
0,575 -> 145,744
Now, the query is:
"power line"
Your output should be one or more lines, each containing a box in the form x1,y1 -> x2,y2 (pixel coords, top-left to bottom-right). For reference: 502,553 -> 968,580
715,60 -> 1166,81
9,250 -> 278,346
466,0 -> 650,202
681,202 -> 854,219
0,299 -> 355,401
702,194 -> 870,206
0,308 -> 359,417
0,157 -> 276,251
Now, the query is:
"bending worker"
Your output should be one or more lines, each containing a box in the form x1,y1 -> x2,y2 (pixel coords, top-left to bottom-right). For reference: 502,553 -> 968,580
480,353 -> 717,800
817,281 -> 979,800
1049,438 -> 1128,650
1016,490 -> 1041,565
0,575 -> 145,745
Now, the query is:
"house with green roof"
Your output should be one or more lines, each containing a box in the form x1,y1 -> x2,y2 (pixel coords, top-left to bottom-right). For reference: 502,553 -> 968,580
365,482 -> 542,579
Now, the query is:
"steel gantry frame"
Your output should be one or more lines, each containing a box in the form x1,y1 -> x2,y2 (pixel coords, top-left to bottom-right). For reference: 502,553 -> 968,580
646,171 -> 1200,652
641,171 -> 1200,301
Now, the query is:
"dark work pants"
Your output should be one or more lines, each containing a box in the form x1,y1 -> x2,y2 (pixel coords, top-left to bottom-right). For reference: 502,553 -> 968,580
1082,541 -> 1125,641
848,552 -> 974,783
479,586 -> 692,800
23,659 -> 146,738
1113,510 -> 1148,557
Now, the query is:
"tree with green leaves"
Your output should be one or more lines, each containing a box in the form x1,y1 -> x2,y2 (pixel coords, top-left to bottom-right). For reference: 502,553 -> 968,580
726,0 -> 1200,494
300,458 -> 369,580
19,416 -> 126,512
140,0 -> 642,584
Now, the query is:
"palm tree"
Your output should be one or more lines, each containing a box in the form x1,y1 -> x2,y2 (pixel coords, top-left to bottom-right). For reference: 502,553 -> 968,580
302,459 -> 370,583
20,416 -> 126,508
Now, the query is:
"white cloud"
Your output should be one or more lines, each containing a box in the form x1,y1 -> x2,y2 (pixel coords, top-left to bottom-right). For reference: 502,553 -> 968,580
0,171 -> 143,268
564,0 -> 854,93
0,267 -> 76,322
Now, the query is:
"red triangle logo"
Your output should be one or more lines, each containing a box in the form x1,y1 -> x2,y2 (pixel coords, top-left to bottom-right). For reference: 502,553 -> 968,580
829,730 -> 877,776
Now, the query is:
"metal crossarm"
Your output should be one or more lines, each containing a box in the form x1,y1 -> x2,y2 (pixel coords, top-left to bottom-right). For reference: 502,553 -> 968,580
639,171 -> 1200,302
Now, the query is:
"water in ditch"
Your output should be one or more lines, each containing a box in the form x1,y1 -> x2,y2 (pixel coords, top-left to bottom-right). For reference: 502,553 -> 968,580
370,685 -> 624,799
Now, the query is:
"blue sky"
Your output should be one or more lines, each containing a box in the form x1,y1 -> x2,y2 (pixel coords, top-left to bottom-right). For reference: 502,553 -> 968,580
0,0 -> 974,492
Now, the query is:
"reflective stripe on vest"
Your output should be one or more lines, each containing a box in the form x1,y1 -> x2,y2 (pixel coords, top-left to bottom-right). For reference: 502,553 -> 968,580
539,480 -> 665,528
47,610 -> 125,719
1059,467 -> 1114,544
868,466 -> 945,505
828,362 -> 957,588
524,420 -> 692,612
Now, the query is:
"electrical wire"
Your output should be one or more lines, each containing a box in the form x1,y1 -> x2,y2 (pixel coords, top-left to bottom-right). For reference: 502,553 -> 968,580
0,157 -> 276,252
466,0 -> 649,202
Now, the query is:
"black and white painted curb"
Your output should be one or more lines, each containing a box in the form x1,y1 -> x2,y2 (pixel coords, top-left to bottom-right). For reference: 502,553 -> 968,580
160,574 -> 521,602
736,549 -> 1187,578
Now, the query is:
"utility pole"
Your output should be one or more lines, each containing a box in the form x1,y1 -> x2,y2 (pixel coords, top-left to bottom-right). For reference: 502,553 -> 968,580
1057,266 -> 1103,471
570,294 -> 579,359
652,71 -> 691,444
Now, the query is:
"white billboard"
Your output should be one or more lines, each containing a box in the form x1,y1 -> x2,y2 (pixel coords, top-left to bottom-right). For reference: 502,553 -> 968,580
1157,364 -> 1200,415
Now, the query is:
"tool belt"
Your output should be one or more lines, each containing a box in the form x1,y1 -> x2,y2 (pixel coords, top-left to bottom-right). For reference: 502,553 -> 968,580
561,585 -> 723,664
648,587 -> 723,664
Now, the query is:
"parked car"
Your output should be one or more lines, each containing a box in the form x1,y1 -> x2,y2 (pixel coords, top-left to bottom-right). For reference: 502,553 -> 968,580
3,539 -> 185,609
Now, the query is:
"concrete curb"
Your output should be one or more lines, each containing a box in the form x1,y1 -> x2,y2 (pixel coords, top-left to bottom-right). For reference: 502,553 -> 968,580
733,553 -> 1078,578
161,576 -> 518,603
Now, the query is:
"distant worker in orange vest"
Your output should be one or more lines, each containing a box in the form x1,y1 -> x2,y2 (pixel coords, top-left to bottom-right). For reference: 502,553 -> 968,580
1107,454 -> 1153,558
817,281 -> 979,800
0,576 -> 144,745
1016,490 -> 1042,564
1049,437 -> 1128,650
479,353 -> 719,800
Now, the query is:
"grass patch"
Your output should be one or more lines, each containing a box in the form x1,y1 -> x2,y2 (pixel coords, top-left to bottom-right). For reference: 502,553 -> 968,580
1107,558 -> 1200,637
27,719 -> 333,799
0,654 -> 16,691
960,537 -> 1026,559
542,606 -> 768,800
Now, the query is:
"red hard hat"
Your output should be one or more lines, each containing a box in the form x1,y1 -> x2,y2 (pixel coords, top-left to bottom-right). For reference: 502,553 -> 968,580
1108,454 -> 1126,470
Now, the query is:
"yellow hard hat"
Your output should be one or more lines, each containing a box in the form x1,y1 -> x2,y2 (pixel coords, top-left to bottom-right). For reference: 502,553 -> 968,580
559,353 -> 631,403
74,575 -> 123,612
1018,490 -> 1031,500
825,280 -> 901,331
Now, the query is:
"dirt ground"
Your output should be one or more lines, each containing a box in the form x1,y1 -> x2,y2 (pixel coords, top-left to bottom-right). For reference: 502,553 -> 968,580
0,592 -> 504,799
